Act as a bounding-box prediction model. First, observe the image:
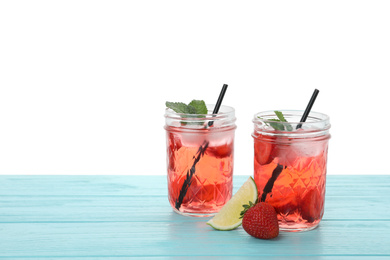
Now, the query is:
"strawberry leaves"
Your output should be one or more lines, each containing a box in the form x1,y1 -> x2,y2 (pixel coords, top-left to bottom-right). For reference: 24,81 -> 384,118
239,201 -> 255,219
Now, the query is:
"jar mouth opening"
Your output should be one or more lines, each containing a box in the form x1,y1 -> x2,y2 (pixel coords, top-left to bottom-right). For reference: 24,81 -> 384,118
253,110 -> 330,135
254,110 -> 329,124
164,104 -> 236,130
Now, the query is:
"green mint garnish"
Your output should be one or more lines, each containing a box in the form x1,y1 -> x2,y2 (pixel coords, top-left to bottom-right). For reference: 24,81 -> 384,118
258,111 -> 293,131
274,111 -> 293,131
188,100 -> 208,114
166,100 -> 207,115
274,111 -> 287,122
166,100 -> 208,125
165,102 -> 196,114
268,119 -> 285,131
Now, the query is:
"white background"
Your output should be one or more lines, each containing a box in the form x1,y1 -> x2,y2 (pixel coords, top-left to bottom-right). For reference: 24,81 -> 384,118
1,1 -> 389,175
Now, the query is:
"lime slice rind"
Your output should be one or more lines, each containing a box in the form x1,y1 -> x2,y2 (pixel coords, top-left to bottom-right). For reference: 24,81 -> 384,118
207,176 -> 258,231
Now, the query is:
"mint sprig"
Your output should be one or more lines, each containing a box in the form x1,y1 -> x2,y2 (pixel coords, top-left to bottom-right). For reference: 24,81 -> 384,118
166,100 -> 208,125
259,111 -> 293,131
274,111 -> 293,131
274,111 -> 287,122
268,119 -> 285,131
166,100 -> 208,115
165,102 -> 195,114
188,100 -> 207,114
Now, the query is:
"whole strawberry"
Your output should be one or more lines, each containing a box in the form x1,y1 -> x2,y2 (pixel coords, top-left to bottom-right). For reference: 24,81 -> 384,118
241,202 -> 279,239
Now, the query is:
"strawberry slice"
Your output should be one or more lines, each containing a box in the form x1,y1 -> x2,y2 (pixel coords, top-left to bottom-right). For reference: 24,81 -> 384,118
168,133 -> 182,151
300,189 -> 324,223
167,133 -> 182,171
273,196 -> 299,216
254,140 -> 276,165
206,143 -> 233,158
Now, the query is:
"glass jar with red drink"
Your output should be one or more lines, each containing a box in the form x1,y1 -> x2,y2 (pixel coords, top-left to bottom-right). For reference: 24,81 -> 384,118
165,105 -> 236,217
253,110 -> 331,231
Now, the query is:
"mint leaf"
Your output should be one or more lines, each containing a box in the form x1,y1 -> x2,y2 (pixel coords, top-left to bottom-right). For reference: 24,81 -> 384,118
188,100 -> 207,114
268,119 -> 285,131
285,124 -> 293,131
258,111 -> 293,131
166,100 -> 207,115
274,111 -> 287,122
258,117 -> 285,130
166,102 -> 196,114
274,111 -> 293,131
166,100 -> 207,126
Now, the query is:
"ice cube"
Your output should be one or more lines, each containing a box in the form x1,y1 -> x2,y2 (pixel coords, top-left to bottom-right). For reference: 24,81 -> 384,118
276,142 -> 323,167
290,142 -> 323,158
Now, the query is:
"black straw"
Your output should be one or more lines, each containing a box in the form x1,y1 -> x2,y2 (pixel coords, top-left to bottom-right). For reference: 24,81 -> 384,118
174,141 -> 209,210
261,89 -> 320,202
260,164 -> 285,202
175,84 -> 229,211
296,89 -> 319,129
208,84 -> 228,127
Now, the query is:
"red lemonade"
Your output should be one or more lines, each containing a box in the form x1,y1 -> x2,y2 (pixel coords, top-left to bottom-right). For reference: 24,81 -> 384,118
167,130 -> 234,215
253,110 -> 330,231
165,104 -> 236,216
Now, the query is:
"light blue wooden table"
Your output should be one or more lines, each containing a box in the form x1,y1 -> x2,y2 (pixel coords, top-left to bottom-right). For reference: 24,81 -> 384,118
0,175 -> 389,259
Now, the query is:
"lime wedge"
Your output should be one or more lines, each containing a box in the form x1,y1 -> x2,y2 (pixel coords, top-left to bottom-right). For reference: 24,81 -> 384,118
207,177 -> 258,230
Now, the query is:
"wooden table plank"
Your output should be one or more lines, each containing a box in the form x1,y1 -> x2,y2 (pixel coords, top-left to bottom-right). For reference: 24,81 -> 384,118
1,175 -> 389,196
1,195 -> 389,222
4,255 -> 389,260
0,221 -> 389,257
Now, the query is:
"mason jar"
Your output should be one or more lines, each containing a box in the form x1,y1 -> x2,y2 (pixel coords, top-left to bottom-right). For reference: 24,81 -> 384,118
165,105 -> 236,217
253,110 -> 331,231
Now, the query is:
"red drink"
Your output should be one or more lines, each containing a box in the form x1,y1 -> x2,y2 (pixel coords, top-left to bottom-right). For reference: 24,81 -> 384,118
165,105 -> 236,217
253,111 -> 330,231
